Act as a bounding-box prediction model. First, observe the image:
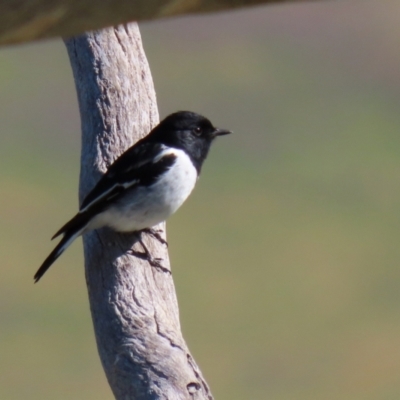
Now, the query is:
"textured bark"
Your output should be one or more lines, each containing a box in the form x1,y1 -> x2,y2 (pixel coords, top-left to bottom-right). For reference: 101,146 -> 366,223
2,0 -> 317,45
65,24 -> 212,400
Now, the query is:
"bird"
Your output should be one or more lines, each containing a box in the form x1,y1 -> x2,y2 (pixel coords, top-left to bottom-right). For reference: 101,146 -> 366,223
34,111 -> 232,282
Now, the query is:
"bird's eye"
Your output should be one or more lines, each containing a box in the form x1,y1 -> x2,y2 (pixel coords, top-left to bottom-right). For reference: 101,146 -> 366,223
193,127 -> 202,136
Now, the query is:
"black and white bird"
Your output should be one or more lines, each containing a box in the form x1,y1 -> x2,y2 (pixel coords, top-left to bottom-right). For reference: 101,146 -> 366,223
34,111 -> 231,282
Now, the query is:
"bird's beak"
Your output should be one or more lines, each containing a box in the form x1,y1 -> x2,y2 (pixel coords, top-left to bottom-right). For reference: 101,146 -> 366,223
213,128 -> 232,137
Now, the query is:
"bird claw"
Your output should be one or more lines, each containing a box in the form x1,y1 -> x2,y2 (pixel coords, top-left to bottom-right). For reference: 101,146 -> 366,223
142,228 -> 168,247
128,238 -> 170,274
147,257 -> 171,274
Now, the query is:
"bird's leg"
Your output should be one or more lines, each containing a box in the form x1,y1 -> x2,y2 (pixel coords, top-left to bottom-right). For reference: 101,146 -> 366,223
128,232 -> 170,274
139,237 -> 170,274
141,227 -> 168,247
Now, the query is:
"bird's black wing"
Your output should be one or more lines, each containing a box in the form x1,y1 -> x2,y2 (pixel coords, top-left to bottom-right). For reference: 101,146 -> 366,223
80,142 -> 169,210
52,142 -> 177,239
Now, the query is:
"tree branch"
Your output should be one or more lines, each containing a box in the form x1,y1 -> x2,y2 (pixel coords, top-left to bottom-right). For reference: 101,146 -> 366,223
65,23 -> 212,399
2,0 -> 319,46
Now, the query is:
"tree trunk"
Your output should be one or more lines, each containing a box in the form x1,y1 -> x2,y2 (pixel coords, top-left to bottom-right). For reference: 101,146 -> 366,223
0,0 -> 315,45
65,23 -> 213,400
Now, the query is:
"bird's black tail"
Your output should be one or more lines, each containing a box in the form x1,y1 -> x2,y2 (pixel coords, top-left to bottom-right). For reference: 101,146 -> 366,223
34,214 -> 88,283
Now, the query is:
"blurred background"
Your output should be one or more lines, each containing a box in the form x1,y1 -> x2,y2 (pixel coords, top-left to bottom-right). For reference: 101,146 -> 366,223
1,1 -> 400,399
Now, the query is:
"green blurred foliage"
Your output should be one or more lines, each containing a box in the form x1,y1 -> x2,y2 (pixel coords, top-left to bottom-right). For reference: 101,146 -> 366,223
1,1 -> 400,399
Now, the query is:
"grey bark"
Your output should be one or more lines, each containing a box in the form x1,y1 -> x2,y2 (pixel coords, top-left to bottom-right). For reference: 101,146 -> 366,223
65,23 -> 212,400
2,0 -> 318,46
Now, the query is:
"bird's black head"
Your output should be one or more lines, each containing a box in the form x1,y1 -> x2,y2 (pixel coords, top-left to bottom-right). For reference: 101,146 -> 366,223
150,111 -> 231,173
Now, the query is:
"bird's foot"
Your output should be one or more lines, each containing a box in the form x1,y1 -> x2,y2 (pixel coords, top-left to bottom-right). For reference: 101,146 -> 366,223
142,228 -> 168,247
128,236 -> 171,274
146,256 -> 171,274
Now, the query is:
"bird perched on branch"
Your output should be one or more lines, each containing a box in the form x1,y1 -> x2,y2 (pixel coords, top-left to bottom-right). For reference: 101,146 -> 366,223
34,111 -> 232,282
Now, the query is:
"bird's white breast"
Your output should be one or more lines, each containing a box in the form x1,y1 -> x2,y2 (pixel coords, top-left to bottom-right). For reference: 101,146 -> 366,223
93,148 -> 198,232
